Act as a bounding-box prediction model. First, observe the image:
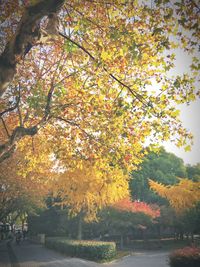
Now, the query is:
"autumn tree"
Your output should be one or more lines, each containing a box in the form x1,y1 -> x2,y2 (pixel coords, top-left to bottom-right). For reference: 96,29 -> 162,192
50,157 -> 130,239
98,198 -> 160,248
149,174 -> 200,240
0,0 -> 199,228
113,198 -> 160,219
0,132 -> 54,221
149,178 -> 200,214
0,0 -> 199,162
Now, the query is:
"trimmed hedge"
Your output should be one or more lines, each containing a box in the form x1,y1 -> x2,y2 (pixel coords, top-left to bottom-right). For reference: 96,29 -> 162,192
45,237 -> 116,261
169,246 -> 200,267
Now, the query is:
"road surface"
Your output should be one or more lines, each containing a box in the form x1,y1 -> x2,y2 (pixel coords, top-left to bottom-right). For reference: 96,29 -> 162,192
0,240 -> 170,267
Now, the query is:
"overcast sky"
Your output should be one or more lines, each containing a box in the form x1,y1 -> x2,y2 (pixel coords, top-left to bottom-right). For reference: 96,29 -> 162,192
163,49 -> 200,165
164,100 -> 200,165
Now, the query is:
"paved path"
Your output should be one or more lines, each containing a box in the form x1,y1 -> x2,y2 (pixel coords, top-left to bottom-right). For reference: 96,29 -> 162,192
108,251 -> 169,267
0,240 -> 170,267
11,240 -> 100,267
0,241 -> 11,267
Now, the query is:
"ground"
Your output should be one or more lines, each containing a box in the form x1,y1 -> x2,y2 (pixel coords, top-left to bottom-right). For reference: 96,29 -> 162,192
0,239 -> 170,267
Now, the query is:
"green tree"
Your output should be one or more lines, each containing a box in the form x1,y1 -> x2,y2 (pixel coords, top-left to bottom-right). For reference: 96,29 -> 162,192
99,208 -> 152,249
130,147 -> 187,203
186,163 -> 200,182
182,202 -> 200,239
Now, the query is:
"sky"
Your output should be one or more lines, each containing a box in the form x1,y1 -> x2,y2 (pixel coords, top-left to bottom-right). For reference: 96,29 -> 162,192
164,100 -> 200,165
163,49 -> 200,165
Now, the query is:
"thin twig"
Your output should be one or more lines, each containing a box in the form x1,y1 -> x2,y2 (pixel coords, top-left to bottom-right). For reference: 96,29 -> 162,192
1,117 -> 10,138
59,31 -> 150,107
0,97 -> 20,117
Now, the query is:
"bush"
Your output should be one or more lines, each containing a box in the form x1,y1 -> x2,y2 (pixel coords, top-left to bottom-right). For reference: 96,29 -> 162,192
169,246 -> 200,267
45,237 -> 116,261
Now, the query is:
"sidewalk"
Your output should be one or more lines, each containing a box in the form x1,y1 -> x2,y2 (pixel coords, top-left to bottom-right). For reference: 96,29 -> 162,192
0,240 -> 11,267
5,239 -> 170,267
11,240 -> 100,267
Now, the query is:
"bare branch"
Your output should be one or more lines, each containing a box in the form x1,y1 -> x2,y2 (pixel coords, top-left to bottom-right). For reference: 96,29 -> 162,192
55,116 -> 94,140
0,97 -> 20,117
0,125 -> 38,163
59,32 -> 95,60
1,117 -> 10,138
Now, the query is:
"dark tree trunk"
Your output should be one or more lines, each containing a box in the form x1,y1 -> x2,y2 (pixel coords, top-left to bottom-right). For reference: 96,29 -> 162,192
77,214 -> 83,240
120,234 -> 124,249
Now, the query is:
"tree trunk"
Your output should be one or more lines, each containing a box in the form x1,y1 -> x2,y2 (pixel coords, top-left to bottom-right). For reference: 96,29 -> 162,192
180,231 -> 184,240
157,225 -> 161,240
0,0 -> 65,96
191,232 -> 194,242
77,214 -> 83,240
0,125 -> 38,162
120,234 -> 124,249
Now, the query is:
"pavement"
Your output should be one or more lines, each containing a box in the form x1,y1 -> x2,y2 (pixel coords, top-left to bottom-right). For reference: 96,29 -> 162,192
0,240 -> 11,267
107,251 -> 170,267
0,239 -> 170,267
9,240 -> 101,267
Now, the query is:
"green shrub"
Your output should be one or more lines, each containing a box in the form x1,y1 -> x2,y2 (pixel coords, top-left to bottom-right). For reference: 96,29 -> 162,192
169,246 -> 200,267
45,237 -> 116,261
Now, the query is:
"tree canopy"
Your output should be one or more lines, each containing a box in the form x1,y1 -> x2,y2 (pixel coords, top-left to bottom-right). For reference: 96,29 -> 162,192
149,178 -> 200,214
186,163 -> 200,182
130,147 -> 187,203
1,0 -> 199,159
0,0 -> 199,221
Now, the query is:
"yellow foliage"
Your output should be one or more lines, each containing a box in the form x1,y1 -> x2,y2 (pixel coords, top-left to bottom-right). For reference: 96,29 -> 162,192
149,179 -> 200,214
1,0 -> 199,220
51,158 -> 130,221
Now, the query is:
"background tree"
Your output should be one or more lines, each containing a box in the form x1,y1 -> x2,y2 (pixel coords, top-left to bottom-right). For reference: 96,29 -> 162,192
98,198 -> 160,248
149,177 -> 200,239
149,178 -> 200,214
50,158 -> 130,239
181,202 -> 200,240
130,147 -> 187,203
186,163 -> 200,182
112,198 -> 160,219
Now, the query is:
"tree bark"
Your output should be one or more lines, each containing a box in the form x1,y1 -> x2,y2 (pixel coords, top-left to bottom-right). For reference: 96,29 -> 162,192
77,214 -> 83,240
120,234 -> 124,249
0,0 -> 65,96
0,125 -> 38,163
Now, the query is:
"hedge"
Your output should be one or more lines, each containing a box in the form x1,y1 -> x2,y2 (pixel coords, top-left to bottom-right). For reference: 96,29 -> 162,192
45,237 -> 116,261
169,246 -> 200,267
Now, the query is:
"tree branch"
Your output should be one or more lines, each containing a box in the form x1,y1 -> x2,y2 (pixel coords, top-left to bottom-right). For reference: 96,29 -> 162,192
59,32 -> 149,107
59,32 -> 95,60
55,116 -> 94,141
0,117 -> 10,138
0,97 -> 20,117
0,0 -> 65,96
0,126 -> 38,163
191,0 -> 200,12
